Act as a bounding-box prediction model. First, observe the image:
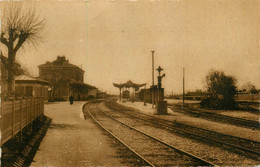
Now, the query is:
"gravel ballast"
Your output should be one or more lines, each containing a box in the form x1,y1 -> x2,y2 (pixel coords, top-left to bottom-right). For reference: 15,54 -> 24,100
100,102 -> 260,166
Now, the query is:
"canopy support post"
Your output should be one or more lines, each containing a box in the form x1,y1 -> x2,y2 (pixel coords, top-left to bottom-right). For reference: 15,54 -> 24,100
119,88 -> 121,101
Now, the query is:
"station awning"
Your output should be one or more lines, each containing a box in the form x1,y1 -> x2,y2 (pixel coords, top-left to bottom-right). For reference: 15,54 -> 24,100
113,80 -> 146,91
70,81 -> 96,89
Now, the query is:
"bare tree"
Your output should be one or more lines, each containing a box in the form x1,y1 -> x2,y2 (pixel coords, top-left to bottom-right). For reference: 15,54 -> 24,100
0,2 -> 45,92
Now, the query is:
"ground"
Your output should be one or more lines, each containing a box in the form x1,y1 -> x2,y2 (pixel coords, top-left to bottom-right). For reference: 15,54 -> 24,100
27,99 -> 259,166
30,101 -> 126,167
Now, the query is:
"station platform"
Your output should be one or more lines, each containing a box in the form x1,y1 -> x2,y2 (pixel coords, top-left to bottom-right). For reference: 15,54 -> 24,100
31,101 -> 125,167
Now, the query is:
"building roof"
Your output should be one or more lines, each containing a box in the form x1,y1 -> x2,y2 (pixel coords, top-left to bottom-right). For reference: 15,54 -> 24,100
15,75 -> 50,85
38,56 -> 84,72
70,81 -> 97,89
113,80 -> 146,90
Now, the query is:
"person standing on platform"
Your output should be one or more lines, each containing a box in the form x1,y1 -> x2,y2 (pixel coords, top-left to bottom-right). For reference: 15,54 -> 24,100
69,95 -> 74,105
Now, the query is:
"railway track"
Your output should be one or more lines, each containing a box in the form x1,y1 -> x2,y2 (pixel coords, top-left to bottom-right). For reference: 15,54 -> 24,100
86,103 -> 216,166
169,104 -> 260,130
105,101 -> 260,158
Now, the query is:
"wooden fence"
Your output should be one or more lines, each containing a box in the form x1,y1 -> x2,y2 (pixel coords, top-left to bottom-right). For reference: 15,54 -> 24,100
1,97 -> 44,146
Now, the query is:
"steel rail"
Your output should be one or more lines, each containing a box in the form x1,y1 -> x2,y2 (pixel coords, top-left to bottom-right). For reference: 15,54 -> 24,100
106,101 -> 260,157
172,103 -> 259,124
112,100 -> 260,145
96,106 -> 216,166
85,104 -> 155,167
169,104 -> 260,129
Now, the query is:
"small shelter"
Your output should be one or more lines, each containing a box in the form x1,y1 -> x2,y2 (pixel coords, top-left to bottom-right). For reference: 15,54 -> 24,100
15,75 -> 50,101
113,80 -> 146,101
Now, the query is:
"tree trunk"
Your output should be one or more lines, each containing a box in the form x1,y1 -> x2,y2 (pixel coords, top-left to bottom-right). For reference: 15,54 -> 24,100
7,49 -> 16,92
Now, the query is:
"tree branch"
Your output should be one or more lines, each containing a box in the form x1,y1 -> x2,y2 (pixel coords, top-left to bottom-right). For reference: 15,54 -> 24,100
14,32 -> 29,53
0,33 -> 9,46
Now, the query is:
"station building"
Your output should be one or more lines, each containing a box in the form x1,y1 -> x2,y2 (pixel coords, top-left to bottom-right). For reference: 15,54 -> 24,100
38,56 -> 96,101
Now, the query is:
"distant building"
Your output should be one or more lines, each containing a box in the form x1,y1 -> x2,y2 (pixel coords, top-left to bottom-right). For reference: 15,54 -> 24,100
15,75 -> 50,102
38,56 -> 95,100
97,90 -> 107,98
88,88 -> 98,98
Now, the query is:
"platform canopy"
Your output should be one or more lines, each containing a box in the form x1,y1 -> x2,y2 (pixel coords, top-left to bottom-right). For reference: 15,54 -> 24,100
113,80 -> 146,91
70,81 -> 96,90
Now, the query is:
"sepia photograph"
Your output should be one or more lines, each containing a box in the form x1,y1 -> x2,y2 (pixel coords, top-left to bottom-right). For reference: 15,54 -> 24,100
0,0 -> 259,166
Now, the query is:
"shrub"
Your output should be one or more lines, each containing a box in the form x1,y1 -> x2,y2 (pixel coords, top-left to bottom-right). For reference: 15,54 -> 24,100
200,70 -> 237,110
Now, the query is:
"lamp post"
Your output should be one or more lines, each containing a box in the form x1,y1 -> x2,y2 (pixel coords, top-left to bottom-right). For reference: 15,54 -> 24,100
151,50 -> 155,109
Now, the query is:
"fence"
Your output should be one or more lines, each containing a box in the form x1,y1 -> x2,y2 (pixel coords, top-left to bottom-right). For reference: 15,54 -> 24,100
1,97 -> 44,146
235,94 -> 260,102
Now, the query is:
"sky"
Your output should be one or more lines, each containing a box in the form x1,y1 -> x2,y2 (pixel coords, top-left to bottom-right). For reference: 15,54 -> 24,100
1,0 -> 259,94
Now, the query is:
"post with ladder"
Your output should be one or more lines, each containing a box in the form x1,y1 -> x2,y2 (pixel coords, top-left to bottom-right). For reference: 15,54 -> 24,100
156,66 -> 167,114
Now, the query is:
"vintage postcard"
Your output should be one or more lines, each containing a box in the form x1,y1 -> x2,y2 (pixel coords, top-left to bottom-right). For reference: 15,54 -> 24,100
1,0 -> 259,166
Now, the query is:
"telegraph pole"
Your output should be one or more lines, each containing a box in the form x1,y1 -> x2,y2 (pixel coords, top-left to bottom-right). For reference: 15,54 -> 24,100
152,50 -> 155,109
144,84 -> 147,106
183,67 -> 185,108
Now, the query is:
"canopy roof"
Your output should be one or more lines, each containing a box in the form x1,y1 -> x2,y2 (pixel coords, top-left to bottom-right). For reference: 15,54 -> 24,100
15,75 -> 50,85
113,80 -> 146,89
70,81 -> 97,89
